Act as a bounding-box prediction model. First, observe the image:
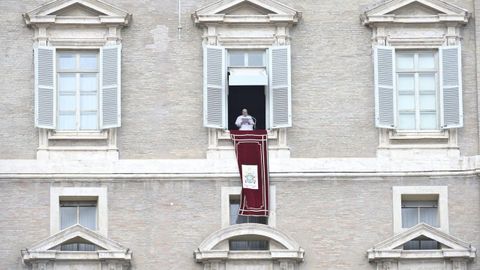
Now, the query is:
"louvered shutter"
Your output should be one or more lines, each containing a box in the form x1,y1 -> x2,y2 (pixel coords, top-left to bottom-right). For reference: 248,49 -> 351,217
269,45 -> 292,128
100,45 -> 121,129
374,46 -> 396,129
440,45 -> 463,129
34,47 -> 56,129
203,45 -> 226,129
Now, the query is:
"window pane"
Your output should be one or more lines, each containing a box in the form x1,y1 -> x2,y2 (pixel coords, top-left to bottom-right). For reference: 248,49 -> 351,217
248,216 -> 268,224
419,74 -> 435,92
60,206 -> 77,229
58,113 -> 76,130
58,74 -> 76,92
420,207 -> 438,227
397,75 -> 414,92
60,243 -> 78,251
397,54 -> 414,69
403,240 -> 420,250
418,53 -> 435,69
79,206 -> 96,230
420,240 -> 439,249
420,94 -> 436,111
59,94 -> 76,111
402,207 -> 418,228
58,53 -> 76,70
398,95 -> 415,111
229,51 -> 244,66
80,95 -> 98,111
79,53 -> 97,69
398,113 -> 415,130
248,51 -> 264,66
80,74 -> 97,92
80,112 -> 98,130
230,240 -> 269,251
420,113 -> 437,130
78,243 -> 96,251
229,201 -> 240,225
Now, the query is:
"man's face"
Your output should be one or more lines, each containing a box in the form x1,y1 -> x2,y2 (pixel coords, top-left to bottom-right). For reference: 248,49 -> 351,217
242,109 -> 248,116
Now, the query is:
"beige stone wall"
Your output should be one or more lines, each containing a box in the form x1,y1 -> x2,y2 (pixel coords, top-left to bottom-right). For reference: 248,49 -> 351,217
1,177 -> 479,269
0,0 -> 477,159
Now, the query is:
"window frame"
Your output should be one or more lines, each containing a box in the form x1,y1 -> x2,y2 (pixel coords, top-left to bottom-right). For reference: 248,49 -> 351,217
395,50 -> 440,132
392,186 -> 448,234
56,50 -> 100,132
221,186 -> 276,228
401,200 -> 439,228
60,200 -> 98,230
50,187 -> 108,236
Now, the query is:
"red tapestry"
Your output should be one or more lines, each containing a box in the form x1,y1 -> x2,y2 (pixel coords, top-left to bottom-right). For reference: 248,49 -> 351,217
230,130 -> 269,216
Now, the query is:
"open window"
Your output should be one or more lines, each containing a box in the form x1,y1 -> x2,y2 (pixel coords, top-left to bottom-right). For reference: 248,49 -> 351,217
204,45 -> 291,130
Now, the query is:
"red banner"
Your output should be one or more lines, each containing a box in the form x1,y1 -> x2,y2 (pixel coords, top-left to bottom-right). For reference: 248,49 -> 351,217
230,130 -> 269,216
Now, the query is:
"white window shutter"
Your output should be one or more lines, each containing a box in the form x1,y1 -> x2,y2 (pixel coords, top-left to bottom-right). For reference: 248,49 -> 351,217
440,45 -> 463,129
269,45 -> 292,128
100,45 -> 121,129
203,45 -> 226,129
34,46 -> 56,129
374,46 -> 396,129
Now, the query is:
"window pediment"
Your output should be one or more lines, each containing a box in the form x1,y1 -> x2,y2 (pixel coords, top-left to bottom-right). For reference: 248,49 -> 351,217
367,223 -> 476,261
193,0 -> 301,24
22,225 -> 131,265
23,0 -> 131,26
361,0 -> 469,25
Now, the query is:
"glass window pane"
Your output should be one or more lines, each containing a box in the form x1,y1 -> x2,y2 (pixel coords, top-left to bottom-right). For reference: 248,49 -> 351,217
59,95 -> 76,111
420,207 -> 438,227
420,94 -> 436,111
230,240 -> 268,251
61,243 -> 78,251
80,74 -> 97,92
79,53 -> 97,69
418,53 -> 435,69
58,113 -> 76,130
78,243 -> 96,251
420,240 -> 439,249
402,207 -> 418,228
419,74 -> 435,92
398,113 -> 416,130
420,113 -> 437,130
79,206 -> 96,230
247,51 -> 264,66
230,201 -> 240,225
397,75 -> 414,92
60,206 -> 77,229
397,54 -> 414,69
398,95 -> 415,111
58,53 -> 76,70
229,51 -> 244,66
80,112 -> 98,130
80,95 -> 98,111
58,74 -> 76,92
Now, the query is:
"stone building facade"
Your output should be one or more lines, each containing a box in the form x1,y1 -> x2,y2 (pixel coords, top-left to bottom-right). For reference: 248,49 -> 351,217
0,0 -> 480,269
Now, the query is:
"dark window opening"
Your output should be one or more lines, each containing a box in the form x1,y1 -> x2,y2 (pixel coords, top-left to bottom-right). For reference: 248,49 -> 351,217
228,85 -> 266,130
403,236 -> 440,250
229,239 -> 269,251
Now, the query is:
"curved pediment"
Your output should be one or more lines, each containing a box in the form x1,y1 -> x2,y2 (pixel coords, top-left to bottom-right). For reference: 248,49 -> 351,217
194,224 -> 304,262
361,0 -> 469,25
193,0 -> 301,24
23,0 -> 131,26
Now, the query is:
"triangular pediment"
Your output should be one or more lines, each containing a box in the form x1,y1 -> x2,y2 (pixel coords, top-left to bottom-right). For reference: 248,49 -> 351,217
23,0 -> 131,26
362,0 -> 469,25
193,0 -> 301,24
27,224 -> 128,252
367,223 -> 476,261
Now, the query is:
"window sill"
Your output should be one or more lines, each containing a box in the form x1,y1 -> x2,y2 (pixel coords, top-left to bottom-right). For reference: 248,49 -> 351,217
218,129 -> 278,140
48,130 -> 108,140
388,130 -> 449,140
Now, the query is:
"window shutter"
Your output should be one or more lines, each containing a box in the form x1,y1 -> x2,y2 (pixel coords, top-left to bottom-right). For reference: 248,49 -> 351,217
374,46 -> 396,129
34,47 -> 56,129
100,45 -> 121,129
203,45 -> 226,129
440,45 -> 463,129
269,45 -> 292,128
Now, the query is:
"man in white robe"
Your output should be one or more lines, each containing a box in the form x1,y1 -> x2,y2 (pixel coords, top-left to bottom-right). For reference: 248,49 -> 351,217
235,108 -> 255,130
